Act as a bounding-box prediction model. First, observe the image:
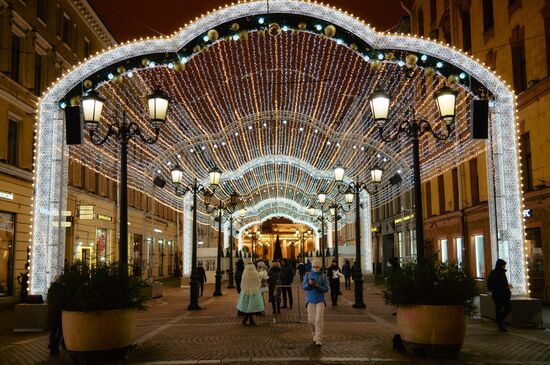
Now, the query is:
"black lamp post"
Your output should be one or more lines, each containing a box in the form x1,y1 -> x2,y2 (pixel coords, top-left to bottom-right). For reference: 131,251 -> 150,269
334,165 -> 383,309
294,228 -> 310,263
369,86 -> 457,258
227,207 -> 246,289
328,197 -> 351,265
309,202 -> 329,271
170,165 -> 221,310
204,191 -> 240,296
82,90 -> 169,268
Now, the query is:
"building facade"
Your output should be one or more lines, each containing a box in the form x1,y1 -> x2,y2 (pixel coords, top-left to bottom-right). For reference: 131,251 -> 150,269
373,0 -> 550,302
0,0 -> 181,305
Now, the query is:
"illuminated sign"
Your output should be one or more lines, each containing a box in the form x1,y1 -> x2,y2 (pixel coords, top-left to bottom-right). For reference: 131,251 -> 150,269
0,191 -> 14,200
394,214 -> 414,224
523,209 -> 533,218
79,205 -> 94,220
97,214 -> 112,221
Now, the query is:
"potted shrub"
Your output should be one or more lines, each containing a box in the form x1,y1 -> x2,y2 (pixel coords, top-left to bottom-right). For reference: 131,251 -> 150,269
49,261 -> 145,362
384,257 -> 478,357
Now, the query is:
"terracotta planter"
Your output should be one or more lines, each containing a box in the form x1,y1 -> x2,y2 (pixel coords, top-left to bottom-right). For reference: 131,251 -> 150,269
397,305 -> 466,357
62,308 -> 134,357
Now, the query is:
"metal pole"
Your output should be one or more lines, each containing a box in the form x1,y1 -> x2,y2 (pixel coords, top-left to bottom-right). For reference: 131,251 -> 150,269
353,181 -> 366,308
227,217 -> 235,288
411,130 -> 425,259
321,214 -> 325,270
119,132 -> 128,268
334,208 -> 339,265
213,206 -> 223,296
188,182 -> 200,310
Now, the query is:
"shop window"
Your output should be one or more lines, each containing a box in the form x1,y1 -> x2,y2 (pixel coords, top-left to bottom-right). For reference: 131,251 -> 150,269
398,232 -> 404,258
482,0 -> 494,33
168,241 -> 174,275
96,228 -> 109,264
440,239 -> 448,262
474,235 -> 486,278
10,34 -> 20,83
409,230 -> 416,257
0,212 -> 15,297
147,236 -> 154,279
159,238 -> 165,276
525,228 -> 544,299
133,234 -> 143,277
455,237 -> 463,267
7,120 -> 18,166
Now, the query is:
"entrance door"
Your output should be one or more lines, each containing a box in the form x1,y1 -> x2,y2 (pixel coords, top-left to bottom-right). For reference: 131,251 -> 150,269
0,212 -> 15,297
382,234 -> 394,277
525,228 -> 544,299
81,248 -> 91,267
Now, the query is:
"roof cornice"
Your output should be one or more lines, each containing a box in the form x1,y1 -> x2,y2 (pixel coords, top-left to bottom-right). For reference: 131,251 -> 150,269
70,0 -> 117,47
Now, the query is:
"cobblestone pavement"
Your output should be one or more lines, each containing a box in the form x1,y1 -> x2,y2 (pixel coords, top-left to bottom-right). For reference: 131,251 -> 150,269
1,277 -> 550,365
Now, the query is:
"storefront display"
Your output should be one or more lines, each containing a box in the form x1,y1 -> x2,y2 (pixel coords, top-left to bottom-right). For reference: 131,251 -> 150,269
0,212 -> 15,297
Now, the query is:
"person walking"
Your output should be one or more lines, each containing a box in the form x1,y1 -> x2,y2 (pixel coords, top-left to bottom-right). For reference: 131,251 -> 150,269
298,262 -> 307,281
257,261 -> 269,302
196,262 -> 207,296
302,258 -> 329,347
342,259 -> 352,290
280,259 -> 295,309
305,259 -> 312,272
237,263 -> 265,325
235,258 -> 245,293
487,259 -> 512,332
47,278 -> 65,355
327,259 -> 344,305
268,261 -> 283,313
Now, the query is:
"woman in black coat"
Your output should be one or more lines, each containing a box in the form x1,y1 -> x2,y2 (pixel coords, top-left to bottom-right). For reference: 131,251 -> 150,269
487,259 -> 512,332
235,259 -> 245,293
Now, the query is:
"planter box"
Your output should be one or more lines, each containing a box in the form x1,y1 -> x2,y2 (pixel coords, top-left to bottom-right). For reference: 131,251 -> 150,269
139,282 -> 164,299
479,294 -> 543,328
14,303 -> 48,332
397,305 -> 466,357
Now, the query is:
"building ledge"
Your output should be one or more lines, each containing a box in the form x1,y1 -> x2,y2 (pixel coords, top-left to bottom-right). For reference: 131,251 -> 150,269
0,163 -> 33,182
517,77 -> 550,109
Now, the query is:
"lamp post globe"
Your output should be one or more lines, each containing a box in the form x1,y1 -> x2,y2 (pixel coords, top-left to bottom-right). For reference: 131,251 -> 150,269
369,88 -> 391,126
434,85 -> 458,124
81,91 -> 105,132
370,166 -> 383,184
147,89 -> 170,129
334,164 -> 345,183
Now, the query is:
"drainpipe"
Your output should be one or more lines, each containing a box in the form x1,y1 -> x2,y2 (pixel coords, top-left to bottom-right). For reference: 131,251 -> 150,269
458,164 -> 470,272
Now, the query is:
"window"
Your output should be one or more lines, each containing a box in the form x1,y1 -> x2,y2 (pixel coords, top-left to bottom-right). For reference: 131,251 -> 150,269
7,120 -> 18,166
461,11 -> 472,52
438,175 -> 445,214
168,241 -> 174,275
409,230 -> 416,257
398,232 -> 404,258
482,0 -> 494,33
425,181 -> 433,217
147,237 -> 154,279
469,158 -> 480,206
72,23 -> 78,50
440,239 -> 448,262
62,14 -> 70,44
474,235 -> 485,278
520,132 -> 533,190
455,237 -> 463,267
84,37 -> 91,58
430,0 -> 437,24
10,34 -> 20,82
159,239 -> 165,276
452,168 -> 459,211
96,228 -> 109,264
417,9 -> 424,35
34,53 -> 43,95
0,212 -> 15,297
511,28 -> 527,92
37,0 -> 47,22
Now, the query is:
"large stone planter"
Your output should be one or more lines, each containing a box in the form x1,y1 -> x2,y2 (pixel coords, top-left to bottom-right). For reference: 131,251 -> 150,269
62,309 -> 134,362
397,305 -> 466,357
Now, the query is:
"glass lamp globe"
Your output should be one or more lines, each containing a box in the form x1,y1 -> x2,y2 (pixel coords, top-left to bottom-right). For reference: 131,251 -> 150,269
239,208 -> 246,218
209,167 -> 222,187
318,192 -> 326,204
81,91 -> 105,131
170,164 -> 183,184
147,89 -> 170,129
371,166 -> 383,184
345,189 -> 354,205
309,207 -> 316,216
434,86 -> 458,124
334,164 -> 345,182
369,88 -> 391,126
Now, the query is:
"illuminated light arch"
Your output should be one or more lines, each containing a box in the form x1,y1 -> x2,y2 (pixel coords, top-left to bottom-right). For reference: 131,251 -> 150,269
32,0 -> 525,299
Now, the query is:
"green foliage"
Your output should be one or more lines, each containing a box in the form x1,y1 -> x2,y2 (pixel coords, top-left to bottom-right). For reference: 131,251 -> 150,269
48,261 -> 146,312
383,257 -> 478,316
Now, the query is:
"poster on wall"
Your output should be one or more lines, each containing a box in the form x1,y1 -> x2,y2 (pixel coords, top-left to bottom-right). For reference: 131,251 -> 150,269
96,228 -> 108,263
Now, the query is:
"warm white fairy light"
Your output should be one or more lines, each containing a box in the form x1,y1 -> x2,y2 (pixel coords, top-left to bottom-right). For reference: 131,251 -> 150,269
32,0 -> 524,297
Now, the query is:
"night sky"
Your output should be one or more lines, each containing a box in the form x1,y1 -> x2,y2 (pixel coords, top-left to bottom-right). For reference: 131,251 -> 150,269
88,0 -> 407,42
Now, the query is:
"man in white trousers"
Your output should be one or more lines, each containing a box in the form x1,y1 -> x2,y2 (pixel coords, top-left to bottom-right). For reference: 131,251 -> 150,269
302,258 -> 329,346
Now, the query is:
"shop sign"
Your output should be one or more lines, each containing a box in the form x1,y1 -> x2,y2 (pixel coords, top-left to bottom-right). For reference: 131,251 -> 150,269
0,191 -> 14,200
394,214 -> 414,224
97,214 -> 112,221
52,221 -> 71,227
523,209 -> 533,218
79,205 -> 94,220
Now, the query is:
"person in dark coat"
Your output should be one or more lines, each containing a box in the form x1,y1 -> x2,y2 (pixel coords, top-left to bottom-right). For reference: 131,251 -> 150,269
280,259 -> 294,309
268,261 -> 282,313
342,259 -> 352,290
487,259 -> 512,332
47,280 -> 65,355
298,262 -> 307,281
196,262 -> 207,296
327,259 -> 344,305
235,259 -> 245,293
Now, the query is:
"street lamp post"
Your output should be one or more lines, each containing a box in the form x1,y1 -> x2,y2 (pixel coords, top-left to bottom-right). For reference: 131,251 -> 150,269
227,208 -> 246,289
333,166 -> 382,309
294,229 -> 310,263
170,165 -> 221,310
328,199 -> 350,265
204,191 -> 240,296
369,86 -> 457,258
309,202 -> 329,271
82,90 -> 169,268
